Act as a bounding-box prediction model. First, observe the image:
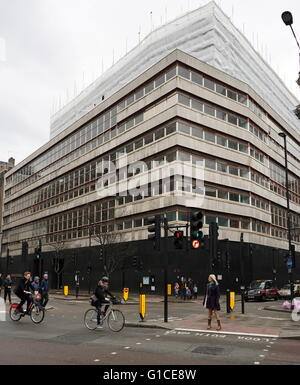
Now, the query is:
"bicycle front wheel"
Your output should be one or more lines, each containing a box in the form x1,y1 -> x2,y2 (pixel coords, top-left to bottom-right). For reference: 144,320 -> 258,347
84,309 -> 99,330
30,304 -> 45,324
107,309 -> 125,332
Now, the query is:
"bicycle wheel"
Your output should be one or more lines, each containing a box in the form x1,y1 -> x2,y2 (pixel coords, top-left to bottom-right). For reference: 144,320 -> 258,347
30,304 -> 45,324
9,305 -> 22,322
107,309 -> 125,332
84,309 -> 99,330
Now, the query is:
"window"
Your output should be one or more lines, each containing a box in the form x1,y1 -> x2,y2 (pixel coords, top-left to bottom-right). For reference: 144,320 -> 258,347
228,114 -> 238,125
126,94 -> 134,106
178,122 -> 190,135
239,143 -> 248,153
191,71 -> 203,85
166,66 -> 176,80
155,74 -> 165,88
240,169 -> 249,179
204,104 -> 215,117
135,88 -> 144,100
216,110 -> 227,121
166,122 -> 176,135
155,127 -> 165,140
135,139 -> 143,150
216,84 -> 226,95
219,217 -> 229,227
206,216 -> 216,225
204,78 -> 215,91
178,152 -> 190,162
229,166 -> 239,176
178,94 -> 190,107
144,133 -> 153,145
218,190 -> 228,200
205,187 -> 217,197
241,221 -> 250,230
118,123 -> 125,135
230,219 -> 240,228
145,81 -> 154,94
178,65 -> 190,79
135,113 -> 144,125
205,159 -> 216,170
228,140 -> 238,150
240,195 -> 250,204
126,118 -> 134,130
229,192 -> 239,202
238,118 -> 248,128
217,136 -> 227,147
205,131 -> 215,143
192,99 -> 203,112
192,126 -> 203,139
217,162 -> 227,173
227,89 -> 237,101
238,94 -> 247,105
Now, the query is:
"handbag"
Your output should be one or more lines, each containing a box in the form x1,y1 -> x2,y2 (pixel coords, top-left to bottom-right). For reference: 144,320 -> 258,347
90,295 -> 98,306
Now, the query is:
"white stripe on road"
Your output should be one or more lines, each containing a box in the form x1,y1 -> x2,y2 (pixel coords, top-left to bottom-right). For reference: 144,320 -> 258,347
174,328 -> 279,339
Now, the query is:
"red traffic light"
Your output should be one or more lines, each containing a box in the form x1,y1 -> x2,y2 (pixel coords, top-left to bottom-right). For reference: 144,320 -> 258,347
174,231 -> 183,239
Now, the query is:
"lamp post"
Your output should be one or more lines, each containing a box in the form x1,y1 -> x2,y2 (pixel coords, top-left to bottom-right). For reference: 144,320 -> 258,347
278,132 -> 294,307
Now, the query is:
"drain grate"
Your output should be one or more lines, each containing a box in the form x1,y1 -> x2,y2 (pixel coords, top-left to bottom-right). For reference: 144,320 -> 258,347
192,346 -> 225,355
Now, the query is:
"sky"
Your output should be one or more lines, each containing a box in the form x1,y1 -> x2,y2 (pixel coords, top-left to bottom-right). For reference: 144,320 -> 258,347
0,0 -> 300,165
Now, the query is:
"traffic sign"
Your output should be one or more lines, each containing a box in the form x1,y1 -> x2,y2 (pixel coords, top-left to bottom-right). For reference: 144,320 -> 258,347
287,258 -> 293,269
192,240 -> 200,249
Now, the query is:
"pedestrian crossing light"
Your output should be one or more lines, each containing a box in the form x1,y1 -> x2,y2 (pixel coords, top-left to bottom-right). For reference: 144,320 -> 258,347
34,247 -> 41,260
190,211 -> 204,249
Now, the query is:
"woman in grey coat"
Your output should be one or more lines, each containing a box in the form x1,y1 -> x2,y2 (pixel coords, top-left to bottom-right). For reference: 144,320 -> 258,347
203,274 -> 222,331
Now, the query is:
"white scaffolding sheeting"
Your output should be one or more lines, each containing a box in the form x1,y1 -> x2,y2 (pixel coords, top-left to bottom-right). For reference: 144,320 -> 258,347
50,0 -> 300,138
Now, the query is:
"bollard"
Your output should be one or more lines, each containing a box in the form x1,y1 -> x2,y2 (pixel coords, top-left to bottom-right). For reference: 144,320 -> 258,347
123,288 -> 129,302
167,284 -> 172,296
139,294 -> 146,322
63,286 -> 69,296
241,287 -> 245,314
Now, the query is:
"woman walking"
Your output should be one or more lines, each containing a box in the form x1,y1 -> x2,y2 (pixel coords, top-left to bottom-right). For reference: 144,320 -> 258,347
3,274 -> 12,304
203,274 -> 222,331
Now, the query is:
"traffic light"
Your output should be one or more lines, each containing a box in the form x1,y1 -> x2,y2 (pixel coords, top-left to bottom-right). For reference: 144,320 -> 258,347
174,231 -> 184,249
9,255 -> 14,264
201,235 -> 209,250
147,216 -> 161,250
87,265 -> 92,274
34,247 -> 41,260
190,211 -> 204,249
22,241 -> 28,258
216,249 -> 222,266
209,222 -> 219,251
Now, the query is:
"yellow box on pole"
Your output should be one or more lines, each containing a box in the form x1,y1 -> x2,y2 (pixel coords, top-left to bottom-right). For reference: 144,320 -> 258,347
167,284 -> 172,296
230,291 -> 235,310
123,288 -> 129,302
139,294 -> 146,321
64,286 -> 69,296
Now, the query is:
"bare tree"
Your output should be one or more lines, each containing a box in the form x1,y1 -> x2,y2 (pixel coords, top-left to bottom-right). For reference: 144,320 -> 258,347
47,240 -> 66,289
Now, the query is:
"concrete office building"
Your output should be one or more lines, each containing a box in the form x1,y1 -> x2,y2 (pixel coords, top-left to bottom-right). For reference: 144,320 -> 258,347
1,2 -> 300,291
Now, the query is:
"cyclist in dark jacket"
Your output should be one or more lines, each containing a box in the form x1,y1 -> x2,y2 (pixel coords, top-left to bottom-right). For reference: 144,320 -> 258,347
94,276 -> 115,325
14,272 -> 33,313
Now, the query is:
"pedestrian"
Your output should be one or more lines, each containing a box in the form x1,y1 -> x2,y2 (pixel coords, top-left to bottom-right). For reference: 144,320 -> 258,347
40,272 -> 49,308
174,282 -> 180,298
203,274 -> 222,331
182,284 -> 187,301
186,285 -> 192,300
0,273 -> 3,297
3,274 -> 12,304
193,284 -> 198,299
32,276 -> 40,292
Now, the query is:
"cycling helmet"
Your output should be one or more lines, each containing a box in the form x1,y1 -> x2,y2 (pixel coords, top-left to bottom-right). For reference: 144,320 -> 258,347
101,276 -> 109,282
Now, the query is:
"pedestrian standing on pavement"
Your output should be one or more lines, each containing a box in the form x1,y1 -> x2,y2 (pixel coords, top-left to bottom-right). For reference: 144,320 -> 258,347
32,276 -> 40,292
0,273 -> 3,297
203,274 -> 222,331
174,282 -> 180,298
3,274 -> 12,304
40,272 -> 49,308
193,284 -> 198,300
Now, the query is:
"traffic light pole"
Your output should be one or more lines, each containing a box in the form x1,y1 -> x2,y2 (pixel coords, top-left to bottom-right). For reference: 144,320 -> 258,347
164,218 -> 168,323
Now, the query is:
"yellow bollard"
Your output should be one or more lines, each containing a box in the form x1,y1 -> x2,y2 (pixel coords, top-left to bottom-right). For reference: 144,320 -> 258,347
139,294 -> 146,322
230,291 -> 235,311
123,288 -> 129,302
64,286 -> 69,296
167,284 -> 172,296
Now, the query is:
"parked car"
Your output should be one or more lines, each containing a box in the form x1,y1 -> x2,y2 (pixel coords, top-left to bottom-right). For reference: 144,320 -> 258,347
279,282 -> 300,299
245,280 -> 279,302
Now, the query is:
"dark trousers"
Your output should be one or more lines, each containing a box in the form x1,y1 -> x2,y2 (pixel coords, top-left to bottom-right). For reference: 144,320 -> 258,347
41,293 -> 49,307
17,294 -> 31,312
95,300 -> 109,324
4,289 -> 11,303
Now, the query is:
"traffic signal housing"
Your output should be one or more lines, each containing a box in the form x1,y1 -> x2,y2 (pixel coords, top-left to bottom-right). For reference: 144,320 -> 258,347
147,216 -> 161,250
190,211 -> 204,249
22,241 -> 28,259
34,247 -> 41,261
174,230 -> 184,249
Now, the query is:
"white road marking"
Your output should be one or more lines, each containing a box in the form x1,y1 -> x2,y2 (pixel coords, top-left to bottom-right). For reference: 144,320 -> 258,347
259,355 -> 265,358
111,352 -> 117,355
174,328 -> 279,339
254,362 -> 260,365
124,347 -> 131,349
136,342 -> 141,345
146,338 -> 151,341
94,359 -> 100,362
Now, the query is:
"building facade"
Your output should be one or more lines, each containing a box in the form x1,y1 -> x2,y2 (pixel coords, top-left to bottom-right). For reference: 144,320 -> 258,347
1,49 -> 300,291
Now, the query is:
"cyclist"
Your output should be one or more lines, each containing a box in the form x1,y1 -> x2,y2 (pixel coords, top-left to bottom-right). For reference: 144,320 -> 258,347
93,276 -> 115,325
14,272 -> 33,314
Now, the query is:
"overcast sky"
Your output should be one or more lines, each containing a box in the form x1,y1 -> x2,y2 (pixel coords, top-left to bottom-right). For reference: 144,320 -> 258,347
1,0 -> 300,165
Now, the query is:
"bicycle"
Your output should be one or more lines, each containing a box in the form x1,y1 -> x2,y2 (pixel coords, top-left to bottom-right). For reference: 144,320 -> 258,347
84,300 -> 125,332
9,292 -> 45,324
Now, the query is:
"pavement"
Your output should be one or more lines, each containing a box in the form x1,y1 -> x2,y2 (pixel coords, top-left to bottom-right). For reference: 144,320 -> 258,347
49,290 -> 300,340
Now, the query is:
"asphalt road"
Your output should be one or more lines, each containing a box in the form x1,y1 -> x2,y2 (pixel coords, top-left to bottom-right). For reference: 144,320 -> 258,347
0,298 -> 299,366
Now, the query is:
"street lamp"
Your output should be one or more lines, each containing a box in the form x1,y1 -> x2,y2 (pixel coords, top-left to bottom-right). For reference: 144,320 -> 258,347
281,11 -> 300,86
278,132 -> 294,307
